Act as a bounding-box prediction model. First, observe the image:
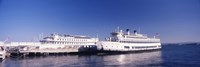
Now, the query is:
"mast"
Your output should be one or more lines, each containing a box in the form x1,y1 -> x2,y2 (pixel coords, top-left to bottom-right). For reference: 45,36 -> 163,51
117,26 -> 120,32
138,27 -> 140,34
39,33 -> 44,40
96,33 -> 99,41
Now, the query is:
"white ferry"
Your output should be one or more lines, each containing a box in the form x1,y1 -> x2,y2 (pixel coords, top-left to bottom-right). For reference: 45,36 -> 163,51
97,28 -> 161,52
39,33 -> 99,52
8,33 -> 99,53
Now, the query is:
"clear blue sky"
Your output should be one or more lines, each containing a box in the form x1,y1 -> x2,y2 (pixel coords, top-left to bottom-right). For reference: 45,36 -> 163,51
0,0 -> 200,43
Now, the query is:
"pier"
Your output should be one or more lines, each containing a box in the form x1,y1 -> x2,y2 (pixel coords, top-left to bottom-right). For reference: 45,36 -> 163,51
7,47 -> 83,57
4,44 -> 97,57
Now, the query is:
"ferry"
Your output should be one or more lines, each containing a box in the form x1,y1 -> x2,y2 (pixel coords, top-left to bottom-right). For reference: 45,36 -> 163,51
8,33 -> 99,53
39,33 -> 99,53
97,28 -> 161,52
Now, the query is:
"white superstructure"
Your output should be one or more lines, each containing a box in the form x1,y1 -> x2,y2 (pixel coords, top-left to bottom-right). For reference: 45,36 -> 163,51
40,33 -> 98,46
39,33 -> 99,51
97,28 -> 161,52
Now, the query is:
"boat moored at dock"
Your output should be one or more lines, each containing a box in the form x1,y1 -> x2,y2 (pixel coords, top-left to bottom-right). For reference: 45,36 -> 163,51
39,33 -> 99,53
97,28 -> 161,52
7,33 -> 99,54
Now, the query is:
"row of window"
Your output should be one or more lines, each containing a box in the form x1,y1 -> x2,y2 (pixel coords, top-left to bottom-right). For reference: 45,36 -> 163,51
43,42 -> 93,45
68,45 -> 96,48
120,41 -> 160,43
124,46 -> 159,49
105,46 -> 159,49
126,37 -> 147,39
56,38 -> 88,41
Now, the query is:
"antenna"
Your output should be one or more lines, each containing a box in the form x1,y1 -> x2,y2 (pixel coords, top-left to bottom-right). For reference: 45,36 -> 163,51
41,33 -> 43,39
39,33 -> 44,40
138,27 -> 140,34
117,26 -> 120,32
96,33 -> 99,38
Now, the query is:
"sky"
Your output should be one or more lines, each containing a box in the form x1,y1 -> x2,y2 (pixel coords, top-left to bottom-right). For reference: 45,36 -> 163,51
0,0 -> 200,43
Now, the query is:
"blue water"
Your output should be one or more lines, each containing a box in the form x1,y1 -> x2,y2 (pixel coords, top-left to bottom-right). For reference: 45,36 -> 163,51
0,44 -> 200,67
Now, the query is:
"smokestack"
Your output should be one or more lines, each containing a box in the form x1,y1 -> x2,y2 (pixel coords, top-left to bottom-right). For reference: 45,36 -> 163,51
126,29 -> 129,32
126,29 -> 130,35
134,30 -> 137,34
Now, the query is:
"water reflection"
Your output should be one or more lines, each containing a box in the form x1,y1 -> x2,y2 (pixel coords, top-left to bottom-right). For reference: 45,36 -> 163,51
101,51 -> 162,67
0,51 -> 162,67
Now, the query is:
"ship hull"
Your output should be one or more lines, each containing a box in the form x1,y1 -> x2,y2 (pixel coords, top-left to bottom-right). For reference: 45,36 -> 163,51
97,41 -> 161,52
